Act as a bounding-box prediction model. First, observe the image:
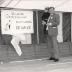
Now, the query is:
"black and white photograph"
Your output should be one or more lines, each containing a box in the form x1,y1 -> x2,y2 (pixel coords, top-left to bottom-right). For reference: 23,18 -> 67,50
0,0 -> 72,72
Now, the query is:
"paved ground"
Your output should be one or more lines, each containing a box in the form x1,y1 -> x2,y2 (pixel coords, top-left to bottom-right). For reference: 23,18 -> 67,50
0,56 -> 72,72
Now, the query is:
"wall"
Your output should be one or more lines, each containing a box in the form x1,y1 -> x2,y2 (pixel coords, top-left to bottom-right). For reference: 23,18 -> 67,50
0,9 -> 72,62
0,42 -> 71,62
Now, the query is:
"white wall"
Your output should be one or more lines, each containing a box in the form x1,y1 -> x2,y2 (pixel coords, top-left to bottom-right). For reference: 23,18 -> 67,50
57,12 -> 63,42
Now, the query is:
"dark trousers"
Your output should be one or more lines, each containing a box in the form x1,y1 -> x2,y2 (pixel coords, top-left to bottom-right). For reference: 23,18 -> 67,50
43,24 -> 47,34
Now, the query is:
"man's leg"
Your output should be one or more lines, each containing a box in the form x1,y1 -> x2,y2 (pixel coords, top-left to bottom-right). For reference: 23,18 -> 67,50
52,36 -> 59,61
47,35 -> 54,58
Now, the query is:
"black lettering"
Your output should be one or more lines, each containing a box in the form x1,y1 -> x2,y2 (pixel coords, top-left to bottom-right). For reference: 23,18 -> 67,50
27,26 -> 31,29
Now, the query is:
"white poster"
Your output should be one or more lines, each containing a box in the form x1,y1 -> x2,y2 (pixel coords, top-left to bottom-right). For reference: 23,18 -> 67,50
1,10 -> 34,35
20,34 -> 32,44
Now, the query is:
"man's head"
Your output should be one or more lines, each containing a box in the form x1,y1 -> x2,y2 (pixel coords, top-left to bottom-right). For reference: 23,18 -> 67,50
48,7 -> 55,14
44,7 -> 49,12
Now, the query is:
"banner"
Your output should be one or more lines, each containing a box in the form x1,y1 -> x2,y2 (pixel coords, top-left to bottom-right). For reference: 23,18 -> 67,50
1,10 -> 34,35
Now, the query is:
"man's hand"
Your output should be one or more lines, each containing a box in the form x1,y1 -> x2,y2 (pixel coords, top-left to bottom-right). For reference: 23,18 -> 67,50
42,21 -> 46,25
47,23 -> 52,26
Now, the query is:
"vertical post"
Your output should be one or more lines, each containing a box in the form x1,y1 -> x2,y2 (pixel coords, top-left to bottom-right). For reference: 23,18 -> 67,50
36,10 -> 39,44
71,13 -> 72,42
69,13 -> 72,55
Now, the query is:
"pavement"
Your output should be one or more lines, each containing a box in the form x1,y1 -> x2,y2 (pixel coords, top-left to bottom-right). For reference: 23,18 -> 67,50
0,56 -> 72,72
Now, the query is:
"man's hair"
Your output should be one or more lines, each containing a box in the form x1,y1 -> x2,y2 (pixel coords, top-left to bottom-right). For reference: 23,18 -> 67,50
45,7 -> 49,10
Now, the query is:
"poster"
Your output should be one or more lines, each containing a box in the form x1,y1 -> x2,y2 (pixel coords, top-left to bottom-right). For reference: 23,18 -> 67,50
1,10 -> 34,35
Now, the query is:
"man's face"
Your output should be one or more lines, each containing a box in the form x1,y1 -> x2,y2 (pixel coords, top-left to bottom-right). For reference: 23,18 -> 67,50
49,8 -> 54,14
44,9 -> 48,12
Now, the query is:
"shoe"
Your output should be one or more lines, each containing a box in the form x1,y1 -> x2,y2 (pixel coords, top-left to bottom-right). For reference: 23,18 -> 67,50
53,58 -> 59,62
48,57 -> 55,60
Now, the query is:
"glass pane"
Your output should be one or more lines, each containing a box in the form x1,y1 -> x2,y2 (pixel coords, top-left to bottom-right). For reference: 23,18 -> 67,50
63,12 -> 71,42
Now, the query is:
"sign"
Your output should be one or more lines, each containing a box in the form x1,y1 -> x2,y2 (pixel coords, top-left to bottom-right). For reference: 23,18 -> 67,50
1,10 -> 34,35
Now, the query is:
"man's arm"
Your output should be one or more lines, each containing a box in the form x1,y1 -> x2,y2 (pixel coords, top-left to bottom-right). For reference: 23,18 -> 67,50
52,14 -> 60,27
42,20 -> 46,25
55,14 -> 60,25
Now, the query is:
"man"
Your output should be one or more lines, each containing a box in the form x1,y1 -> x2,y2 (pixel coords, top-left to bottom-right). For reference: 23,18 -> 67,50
42,7 -> 50,34
41,7 -> 50,43
47,7 -> 60,62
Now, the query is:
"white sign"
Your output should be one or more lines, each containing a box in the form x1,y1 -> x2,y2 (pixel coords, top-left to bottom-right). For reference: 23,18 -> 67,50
1,10 -> 34,35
